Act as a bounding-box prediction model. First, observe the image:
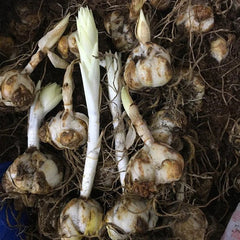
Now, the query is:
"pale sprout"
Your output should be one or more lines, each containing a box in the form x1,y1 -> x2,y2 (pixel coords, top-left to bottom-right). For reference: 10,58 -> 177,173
210,37 -> 229,63
105,196 -> 158,240
124,10 -> 172,90
149,107 -> 187,150
2,150 -> 63,195
59,198 -> 103,239
176,5 -> 214,33
0,70 -> 35,110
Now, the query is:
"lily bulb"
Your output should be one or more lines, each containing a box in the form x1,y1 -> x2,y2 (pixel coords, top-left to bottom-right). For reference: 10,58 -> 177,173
125,143 -> 184,197
166,203 -> 208,240
124,10 -> 172,90
2,149 -> 63,195
39,62 -> 88,150
0,70 -> 35,110
59,198 -> 103,239
105,195 -> 158,240
104,11 -> 136,52
176,4 -> 214,33
177,68 -> 205,114
149,107 -> 187,150
210,37 -> 229,63
121,87 -> 184,197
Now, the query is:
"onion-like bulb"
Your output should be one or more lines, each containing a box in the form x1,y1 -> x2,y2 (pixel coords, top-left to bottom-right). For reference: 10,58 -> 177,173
165,203 -> 208,240
105,195 -> 158,240
39,62 -> 88,150
104,11 -> 136,52
59,198 -> 103,239
125,143 -> 184,197
177,68 -> 205,114
176,4 -> 214,33
0,70 -> 35,110
2,149 -> 63,195
124,10 -> 172,90
149,107 -> 187,150
39,111 -> 88,150
124,42 -> 172,90
210,37 -> 229,63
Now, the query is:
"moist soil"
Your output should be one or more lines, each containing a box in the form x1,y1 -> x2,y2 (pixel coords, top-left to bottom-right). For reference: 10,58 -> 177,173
0,0 -> 240,239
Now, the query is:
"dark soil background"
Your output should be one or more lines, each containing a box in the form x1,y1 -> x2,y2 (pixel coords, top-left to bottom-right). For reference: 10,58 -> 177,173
0,0 -> 240,239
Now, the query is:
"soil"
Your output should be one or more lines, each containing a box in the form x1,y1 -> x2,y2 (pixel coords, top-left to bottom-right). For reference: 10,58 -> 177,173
0,0 -> 240,239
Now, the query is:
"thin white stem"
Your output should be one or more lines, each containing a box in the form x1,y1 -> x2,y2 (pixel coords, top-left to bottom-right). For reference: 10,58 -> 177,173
81,113 -> 100,198
27,82 -> 42,148
27,81 -> 62,149
62,62 -> 74,113
76,7 -> 101,199
106,52 -> 128,189
121,86 -> 154,147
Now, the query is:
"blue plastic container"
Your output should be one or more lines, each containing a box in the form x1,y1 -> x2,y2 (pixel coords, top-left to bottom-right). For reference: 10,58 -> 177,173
0,161 -> 28,240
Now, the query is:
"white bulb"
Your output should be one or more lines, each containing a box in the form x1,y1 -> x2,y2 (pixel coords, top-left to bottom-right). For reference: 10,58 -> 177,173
105,196 -> 158,240
124,42 -> 172,90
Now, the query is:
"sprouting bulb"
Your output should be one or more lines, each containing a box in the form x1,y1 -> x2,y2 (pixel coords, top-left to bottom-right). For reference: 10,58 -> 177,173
39,62 -> 88,150
124,10 -> 172,90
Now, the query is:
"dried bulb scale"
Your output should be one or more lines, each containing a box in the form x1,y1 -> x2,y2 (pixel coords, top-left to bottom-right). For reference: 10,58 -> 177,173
149,0 -> 171,11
